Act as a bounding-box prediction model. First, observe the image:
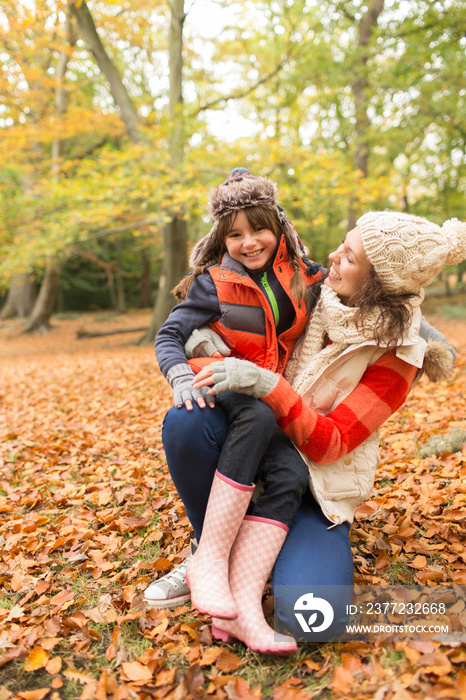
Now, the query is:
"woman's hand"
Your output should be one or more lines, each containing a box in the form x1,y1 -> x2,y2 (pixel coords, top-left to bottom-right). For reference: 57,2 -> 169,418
192,358 -> 280,398
191,365 -> 216,394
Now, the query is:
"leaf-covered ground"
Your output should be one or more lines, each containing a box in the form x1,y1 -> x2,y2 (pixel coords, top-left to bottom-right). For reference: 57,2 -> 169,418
0,307 -> 465,700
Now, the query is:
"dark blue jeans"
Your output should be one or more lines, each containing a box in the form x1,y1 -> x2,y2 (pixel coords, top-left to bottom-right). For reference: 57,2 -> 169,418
214,391 -> 310,527
162,402 -> 354,640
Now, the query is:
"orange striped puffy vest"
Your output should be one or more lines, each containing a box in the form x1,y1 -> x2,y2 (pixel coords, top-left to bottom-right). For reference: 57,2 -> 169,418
188,235 -> 322,375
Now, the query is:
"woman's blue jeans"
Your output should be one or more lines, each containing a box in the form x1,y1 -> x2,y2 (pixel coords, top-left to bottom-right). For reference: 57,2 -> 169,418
162,402 -> 354,641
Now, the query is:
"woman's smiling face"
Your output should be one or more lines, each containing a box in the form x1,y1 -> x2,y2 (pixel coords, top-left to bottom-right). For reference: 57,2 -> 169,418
324,226 -> 372,304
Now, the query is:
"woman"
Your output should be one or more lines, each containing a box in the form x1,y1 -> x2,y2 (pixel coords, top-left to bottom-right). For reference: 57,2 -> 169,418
146,210 -> 464,653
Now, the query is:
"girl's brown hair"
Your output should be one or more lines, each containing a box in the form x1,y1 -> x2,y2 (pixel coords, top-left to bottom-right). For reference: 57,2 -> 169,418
172,205 -> 308,302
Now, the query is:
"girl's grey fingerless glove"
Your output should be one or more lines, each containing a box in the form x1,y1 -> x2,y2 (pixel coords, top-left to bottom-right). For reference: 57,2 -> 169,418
211,358 -> 279,398
167,363 -> 214,406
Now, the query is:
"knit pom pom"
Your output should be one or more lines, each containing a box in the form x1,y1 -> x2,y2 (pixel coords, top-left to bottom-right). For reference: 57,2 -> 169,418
422,339 -> 456,383
442,218 -> 466,265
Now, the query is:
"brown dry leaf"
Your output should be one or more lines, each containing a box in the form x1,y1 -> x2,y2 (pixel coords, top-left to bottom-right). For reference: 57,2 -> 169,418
354,501 -> 380,519
6,604 -> 25,621
0,647 -> 28,668
187,645 -> 201,662
79,683 -> 98,700
49,589 -> 75,607
120,661 -> 153,682
409,555 -> 428,569
457,670 -> 466,698
63,669 -> 97,685
391,687 -> 414,700
216,649 -> 244,672
16,690 -> 50,700
224,676 -> 259,699
340,652 -> 362,673
154,667 -> 177,687
417,650 -> 453,677
177,663 -> 205,698
148,618 -> 169,636
272,678 -> 307,700
199,646 -> 223,667
105,642 -> 117,661
45,656 -> 62,675
1,312 -> 465,700
40,638 -> 61,651
34,580 -> 50,596
24,647 -> 50,672
331,665 -> 354,694
300,659 -> 321,672
179,622 -> 200,642
375,551 -> 390,569
448,648 -> 466,664
151,558 -> 173,571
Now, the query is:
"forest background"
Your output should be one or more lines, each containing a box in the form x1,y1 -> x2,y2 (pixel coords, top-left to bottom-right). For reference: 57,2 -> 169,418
1,1 -> 466,699
1,0 -> 465,339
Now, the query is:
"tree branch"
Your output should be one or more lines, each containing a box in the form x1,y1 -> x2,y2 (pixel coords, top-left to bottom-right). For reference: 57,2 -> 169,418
85,219 -> 160,241
68,0 -> 141,142
194,61 -> 286,115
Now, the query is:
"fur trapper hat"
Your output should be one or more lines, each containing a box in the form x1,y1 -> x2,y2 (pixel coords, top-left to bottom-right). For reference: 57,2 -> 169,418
189,167 -> 308,270
357,211 -> 466,295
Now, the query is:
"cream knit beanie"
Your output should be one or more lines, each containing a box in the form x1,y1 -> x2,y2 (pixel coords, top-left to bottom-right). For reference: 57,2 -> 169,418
357,211 -> 466,294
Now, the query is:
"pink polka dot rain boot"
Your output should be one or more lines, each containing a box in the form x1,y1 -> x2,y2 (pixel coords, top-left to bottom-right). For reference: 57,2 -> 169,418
211,515 -> 297,655
186,471 -> 255,619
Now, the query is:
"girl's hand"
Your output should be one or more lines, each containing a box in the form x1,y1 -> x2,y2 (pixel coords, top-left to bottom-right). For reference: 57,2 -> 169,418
185,326 -> 231,359
168,363 -> 216,410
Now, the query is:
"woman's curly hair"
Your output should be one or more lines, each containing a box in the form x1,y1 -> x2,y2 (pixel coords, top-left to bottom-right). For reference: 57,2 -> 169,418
349,266 -> 419,344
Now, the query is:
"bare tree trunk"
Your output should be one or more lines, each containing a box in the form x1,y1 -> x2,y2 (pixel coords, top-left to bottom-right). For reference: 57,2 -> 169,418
115,238 -> 127,313
69,0 -> 140,142
138,254 -> 152,308
52,9 -> 75,171
108,268 -> 117,310
23,263 -> 61,333
348,0 -> 385,230
0,274 -> 37,319
68,0 -> 187,342
139,0 -> 188,344
25,12 -> 75,334
142,217 -> 188,342
456,260 -> 466,290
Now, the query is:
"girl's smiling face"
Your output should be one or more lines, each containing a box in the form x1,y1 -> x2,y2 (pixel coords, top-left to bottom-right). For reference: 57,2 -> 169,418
224,210 -> 278,272
324,226 -> 372,304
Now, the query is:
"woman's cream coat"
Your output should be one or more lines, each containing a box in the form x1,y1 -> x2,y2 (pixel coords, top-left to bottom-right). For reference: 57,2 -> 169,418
293,325 -> 427,527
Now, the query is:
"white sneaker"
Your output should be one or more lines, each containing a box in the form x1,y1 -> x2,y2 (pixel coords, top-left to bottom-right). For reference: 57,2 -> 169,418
144,541 -> 196,610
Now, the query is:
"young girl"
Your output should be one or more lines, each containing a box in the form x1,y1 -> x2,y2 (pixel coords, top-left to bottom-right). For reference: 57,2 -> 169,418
151,168 -> 324,631
189,211 -> 464,654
